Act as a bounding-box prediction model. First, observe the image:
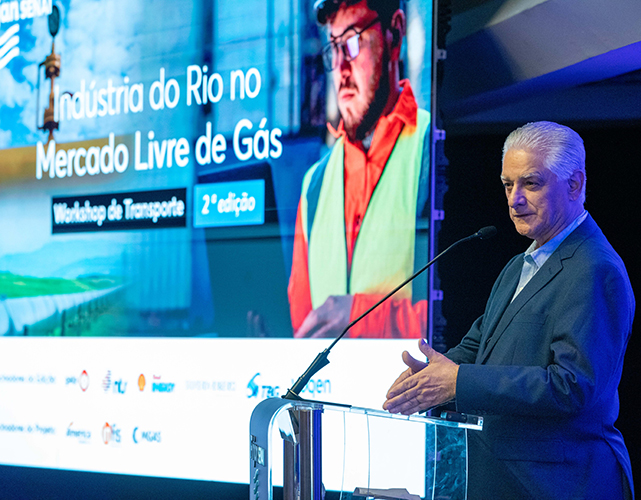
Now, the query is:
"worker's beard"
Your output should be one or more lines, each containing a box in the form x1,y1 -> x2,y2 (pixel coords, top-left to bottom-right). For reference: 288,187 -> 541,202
343,51 -> 391,143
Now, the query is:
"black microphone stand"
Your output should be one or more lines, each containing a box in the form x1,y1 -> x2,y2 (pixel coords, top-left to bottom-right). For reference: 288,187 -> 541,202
283,226 -> 496,400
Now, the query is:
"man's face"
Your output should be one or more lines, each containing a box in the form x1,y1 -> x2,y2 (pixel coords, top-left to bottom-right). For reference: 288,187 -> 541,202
501,149 -> 577,248
328,1 -> 386,140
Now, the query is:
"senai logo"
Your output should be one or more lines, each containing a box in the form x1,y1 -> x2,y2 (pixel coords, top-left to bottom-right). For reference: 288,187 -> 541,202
0,24 -> 18,70
0,0 -> 53,70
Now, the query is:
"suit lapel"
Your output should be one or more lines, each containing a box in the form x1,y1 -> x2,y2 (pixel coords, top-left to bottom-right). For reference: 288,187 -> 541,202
478,215 -> 598,364
479,256 -> 562,363
476,259 -> 521,360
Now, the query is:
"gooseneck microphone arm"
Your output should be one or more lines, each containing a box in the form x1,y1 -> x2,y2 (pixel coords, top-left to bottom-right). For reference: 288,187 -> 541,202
283,226 -> 497,400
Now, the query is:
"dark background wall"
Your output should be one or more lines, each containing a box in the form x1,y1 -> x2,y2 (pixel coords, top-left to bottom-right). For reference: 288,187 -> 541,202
440,123 -> 641,493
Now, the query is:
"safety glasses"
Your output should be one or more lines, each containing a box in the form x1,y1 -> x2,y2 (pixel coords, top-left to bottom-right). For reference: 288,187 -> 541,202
321,17 -> 380,72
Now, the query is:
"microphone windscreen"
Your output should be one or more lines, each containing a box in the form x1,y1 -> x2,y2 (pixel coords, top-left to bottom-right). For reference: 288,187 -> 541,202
477,226 -> 497,240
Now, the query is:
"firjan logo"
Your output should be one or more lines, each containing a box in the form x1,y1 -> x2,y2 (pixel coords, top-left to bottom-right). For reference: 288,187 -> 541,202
0,24 -> 19,70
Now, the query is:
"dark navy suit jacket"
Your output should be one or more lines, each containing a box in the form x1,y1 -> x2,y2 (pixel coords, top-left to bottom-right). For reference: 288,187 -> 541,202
446,215 -> 635,500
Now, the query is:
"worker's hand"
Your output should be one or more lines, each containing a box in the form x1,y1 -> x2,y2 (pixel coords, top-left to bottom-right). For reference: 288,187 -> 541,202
247,310 -> 270,337
294,295 -> 354,338
383,339 -> 459,415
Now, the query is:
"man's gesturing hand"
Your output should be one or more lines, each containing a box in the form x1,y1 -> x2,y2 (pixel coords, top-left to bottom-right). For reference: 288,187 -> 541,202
383,339 -> 459,415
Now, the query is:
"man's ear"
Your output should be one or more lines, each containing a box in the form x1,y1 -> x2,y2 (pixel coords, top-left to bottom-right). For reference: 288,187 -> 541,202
388,9 -> 406,58
568,170 -> 585,201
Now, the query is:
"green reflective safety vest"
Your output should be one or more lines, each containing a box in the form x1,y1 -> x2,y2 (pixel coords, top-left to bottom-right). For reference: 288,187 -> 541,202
301,109 -> 430,309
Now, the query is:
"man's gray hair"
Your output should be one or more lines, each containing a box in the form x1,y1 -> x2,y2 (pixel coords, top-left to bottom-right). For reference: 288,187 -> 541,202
503,121 -> 586,203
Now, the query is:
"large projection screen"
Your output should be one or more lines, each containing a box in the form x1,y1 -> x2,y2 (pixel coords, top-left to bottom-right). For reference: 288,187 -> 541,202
0,0 -> 435,492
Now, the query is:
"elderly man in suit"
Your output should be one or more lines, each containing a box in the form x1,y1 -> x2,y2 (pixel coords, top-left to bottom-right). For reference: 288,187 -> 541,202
384,121 -> 635,500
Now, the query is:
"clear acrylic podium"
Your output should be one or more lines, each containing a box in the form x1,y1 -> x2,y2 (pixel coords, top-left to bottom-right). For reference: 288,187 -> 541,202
250,398 -> 483,500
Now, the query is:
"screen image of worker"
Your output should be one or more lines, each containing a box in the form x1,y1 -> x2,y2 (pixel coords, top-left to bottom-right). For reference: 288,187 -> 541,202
289,0 -> 430,339
384,121 -> 635,499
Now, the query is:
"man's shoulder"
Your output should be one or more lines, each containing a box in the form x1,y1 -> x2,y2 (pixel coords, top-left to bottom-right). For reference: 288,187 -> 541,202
558,217 -> 631,289
562,216 -> 622,266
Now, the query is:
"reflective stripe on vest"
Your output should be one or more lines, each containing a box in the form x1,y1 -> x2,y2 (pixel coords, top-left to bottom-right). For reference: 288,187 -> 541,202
303,109 -> 430,309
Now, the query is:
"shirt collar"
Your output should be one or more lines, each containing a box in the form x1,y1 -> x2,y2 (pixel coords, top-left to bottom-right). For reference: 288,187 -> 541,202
525,210 -> 589,268
327,79 -> 417,140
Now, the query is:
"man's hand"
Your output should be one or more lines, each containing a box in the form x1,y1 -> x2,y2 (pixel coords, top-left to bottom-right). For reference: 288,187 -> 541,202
383,339 -> 459,415
294,295 -> 354,338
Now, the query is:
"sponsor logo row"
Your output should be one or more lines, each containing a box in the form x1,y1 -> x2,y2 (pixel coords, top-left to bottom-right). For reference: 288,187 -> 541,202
65,371 -> 176,394
246,372 -> 331,399
2,371 -> 332,400
101,423 -> 162,445
0,421 -> 161,446
69,422 -> 162,445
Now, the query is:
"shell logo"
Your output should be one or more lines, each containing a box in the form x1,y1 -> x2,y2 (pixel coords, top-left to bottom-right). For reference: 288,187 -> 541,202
138,374 -> 146,391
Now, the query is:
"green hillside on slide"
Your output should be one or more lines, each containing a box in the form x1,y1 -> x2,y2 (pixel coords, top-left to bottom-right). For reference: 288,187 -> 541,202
0,272 -> 122,299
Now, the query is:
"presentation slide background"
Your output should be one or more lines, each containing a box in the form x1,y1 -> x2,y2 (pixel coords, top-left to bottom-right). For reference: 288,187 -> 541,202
0,0 -> 433,337
0,0 -> 435,489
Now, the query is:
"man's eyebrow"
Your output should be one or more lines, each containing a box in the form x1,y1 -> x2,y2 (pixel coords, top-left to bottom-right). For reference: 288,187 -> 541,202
330,23 -> 358,40
500,171 -> 543,181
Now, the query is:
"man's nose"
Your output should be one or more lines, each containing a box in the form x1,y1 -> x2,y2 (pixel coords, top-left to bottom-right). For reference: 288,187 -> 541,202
338,47 -> 351,73
508,187 -> 525,207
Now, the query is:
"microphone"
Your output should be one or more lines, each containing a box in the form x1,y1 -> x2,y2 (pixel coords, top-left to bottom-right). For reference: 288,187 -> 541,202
283,226 -> 497,400
476,226 -> 497,240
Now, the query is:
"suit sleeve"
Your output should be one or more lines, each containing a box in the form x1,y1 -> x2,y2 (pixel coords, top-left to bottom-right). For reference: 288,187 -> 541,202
445,315 -> 483,364
455,255 -> 634,417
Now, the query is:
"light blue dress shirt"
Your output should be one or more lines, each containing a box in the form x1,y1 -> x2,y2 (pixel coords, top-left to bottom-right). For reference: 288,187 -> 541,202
511,210 -> 588,301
